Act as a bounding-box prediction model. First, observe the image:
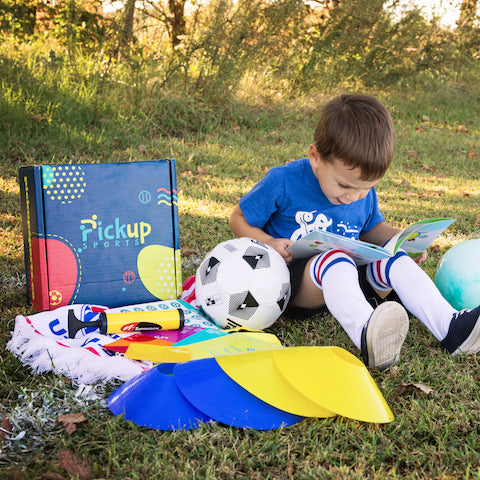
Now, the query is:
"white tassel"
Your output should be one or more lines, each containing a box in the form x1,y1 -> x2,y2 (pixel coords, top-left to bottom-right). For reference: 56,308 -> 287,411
7,316 -> 148,385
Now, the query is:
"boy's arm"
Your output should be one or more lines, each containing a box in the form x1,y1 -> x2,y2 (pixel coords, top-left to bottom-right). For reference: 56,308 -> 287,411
229,205 -> 293,263
360,221 -> 428,264
359,221 -> 400,246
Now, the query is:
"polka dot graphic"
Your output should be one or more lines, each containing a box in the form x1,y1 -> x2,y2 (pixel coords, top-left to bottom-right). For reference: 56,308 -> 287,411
42,165 -> 87,204
137,245 -> 180,300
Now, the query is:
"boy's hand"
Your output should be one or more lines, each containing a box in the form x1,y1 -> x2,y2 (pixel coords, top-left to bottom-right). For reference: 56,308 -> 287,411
414,250 -> 428,265
229,205 -> 293,262
266,238 -> 294,263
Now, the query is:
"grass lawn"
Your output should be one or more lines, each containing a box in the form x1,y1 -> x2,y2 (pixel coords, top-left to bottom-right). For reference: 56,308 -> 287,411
1,52 -> 480,479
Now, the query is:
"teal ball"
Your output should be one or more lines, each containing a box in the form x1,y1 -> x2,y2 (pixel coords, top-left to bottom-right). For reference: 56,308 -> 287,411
434,239 -> 480,310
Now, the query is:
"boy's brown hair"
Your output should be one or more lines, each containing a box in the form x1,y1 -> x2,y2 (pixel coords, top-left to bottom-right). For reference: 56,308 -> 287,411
313,94 -> 395,180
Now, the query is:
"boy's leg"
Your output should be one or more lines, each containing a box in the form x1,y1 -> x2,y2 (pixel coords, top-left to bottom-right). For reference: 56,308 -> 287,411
367,251 -> 480,355
291,249 -> 409,369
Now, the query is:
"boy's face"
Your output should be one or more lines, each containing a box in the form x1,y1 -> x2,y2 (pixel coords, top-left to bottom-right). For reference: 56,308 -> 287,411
309,144 -> 380,206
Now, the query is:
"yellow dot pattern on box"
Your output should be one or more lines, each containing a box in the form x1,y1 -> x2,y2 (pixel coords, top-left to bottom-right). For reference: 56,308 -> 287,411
42,165 -> 87,204
137,244 -> 182,300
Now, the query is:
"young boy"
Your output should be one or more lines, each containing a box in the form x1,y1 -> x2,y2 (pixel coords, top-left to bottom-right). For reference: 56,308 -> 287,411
229,94 -> 480,370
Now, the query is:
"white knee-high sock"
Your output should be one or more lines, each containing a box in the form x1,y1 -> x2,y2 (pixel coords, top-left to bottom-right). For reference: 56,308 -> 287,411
367,251 -> 456,340
311,249 -> 374,348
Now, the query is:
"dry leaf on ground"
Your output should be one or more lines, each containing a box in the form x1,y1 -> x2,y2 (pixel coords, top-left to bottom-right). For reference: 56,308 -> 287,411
57,449 -> 93,480
182,247 -> 198,257
0,414 -> 13,441
397,382 -> 436,395
57,413 -> 87,434
43,472 -> 67,480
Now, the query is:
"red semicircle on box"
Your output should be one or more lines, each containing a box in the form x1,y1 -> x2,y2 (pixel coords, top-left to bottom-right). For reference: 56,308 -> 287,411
43,237 -> 79,307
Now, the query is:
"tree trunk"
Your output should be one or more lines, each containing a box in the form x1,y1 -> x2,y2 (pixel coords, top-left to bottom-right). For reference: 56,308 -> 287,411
458,0 -> 477,28
168,0 -> 186,46
120,0 -> 136,54
23,0 -> 38,35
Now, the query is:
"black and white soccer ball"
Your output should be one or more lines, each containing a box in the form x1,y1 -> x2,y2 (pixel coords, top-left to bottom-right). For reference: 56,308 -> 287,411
195,237 -> 291,330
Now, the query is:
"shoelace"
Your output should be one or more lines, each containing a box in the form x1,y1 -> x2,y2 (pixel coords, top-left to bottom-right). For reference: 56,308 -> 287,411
452,308 -> 470,321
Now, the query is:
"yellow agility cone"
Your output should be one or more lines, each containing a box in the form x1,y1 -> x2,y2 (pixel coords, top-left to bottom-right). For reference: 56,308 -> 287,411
272,346 -> 394,423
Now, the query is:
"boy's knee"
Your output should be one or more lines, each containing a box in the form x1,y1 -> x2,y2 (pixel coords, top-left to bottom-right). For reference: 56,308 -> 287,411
390,249 -> 409,262
367,249 -> 410,291
310,249 -> 357,290
314,249 -> 356,267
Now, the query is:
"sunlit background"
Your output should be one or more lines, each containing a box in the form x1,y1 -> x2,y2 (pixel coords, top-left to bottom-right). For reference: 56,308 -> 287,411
104,0 -> 466,27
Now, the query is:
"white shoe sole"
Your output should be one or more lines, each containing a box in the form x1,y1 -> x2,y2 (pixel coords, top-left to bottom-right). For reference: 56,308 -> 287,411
365,301 -> 409,370
452,314 -> 480,355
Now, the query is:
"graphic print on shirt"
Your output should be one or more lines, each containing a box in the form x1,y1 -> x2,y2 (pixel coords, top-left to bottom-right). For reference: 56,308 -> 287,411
291,210 -> 360,241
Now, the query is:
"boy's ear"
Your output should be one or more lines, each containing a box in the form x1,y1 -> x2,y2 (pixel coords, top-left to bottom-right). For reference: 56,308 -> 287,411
309,144 -> 321,164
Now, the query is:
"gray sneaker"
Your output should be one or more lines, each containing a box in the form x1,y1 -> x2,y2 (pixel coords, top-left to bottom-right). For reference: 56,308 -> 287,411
361,301 -> 409,370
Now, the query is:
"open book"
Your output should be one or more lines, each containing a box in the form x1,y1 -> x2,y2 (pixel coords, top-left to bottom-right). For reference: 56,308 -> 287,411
287,218 -> 455,266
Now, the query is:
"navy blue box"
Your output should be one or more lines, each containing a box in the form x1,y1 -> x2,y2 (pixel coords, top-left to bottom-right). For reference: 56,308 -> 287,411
19,160 -> 182,311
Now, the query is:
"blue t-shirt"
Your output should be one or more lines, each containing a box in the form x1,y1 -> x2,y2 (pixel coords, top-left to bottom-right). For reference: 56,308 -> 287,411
239,158 -> 384,242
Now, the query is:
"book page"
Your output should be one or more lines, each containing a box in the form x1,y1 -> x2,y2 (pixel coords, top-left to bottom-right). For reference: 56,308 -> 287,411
384,218 -> 456,255
288,218 -> 455,265
287,230 -> 391,266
